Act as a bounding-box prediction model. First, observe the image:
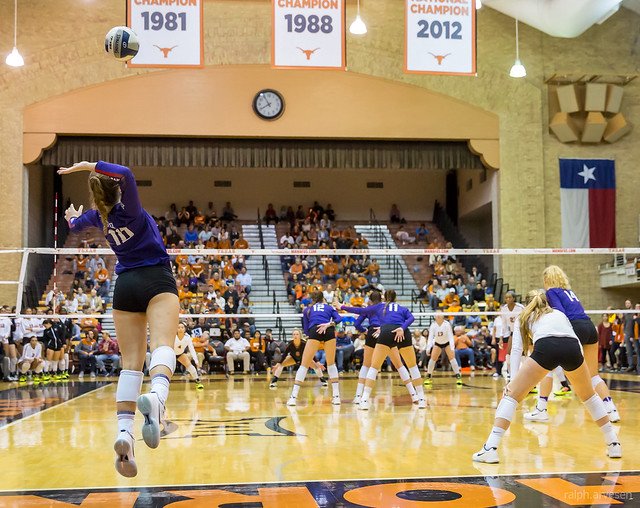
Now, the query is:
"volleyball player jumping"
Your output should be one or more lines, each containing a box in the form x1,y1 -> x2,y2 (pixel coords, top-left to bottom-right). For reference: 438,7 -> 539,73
286,292 -> 342,406
341,290 -> 418,404
60,161 -> 179,478
473,290 -> 621,463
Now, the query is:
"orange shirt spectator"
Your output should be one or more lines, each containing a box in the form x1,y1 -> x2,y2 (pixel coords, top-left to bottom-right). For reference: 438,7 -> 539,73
323,260 -> 339,278
80,317 -> 99,331
218,238 -> 232,249
455,333 -> 472,350
289,260 -> 303,277
351,295 -> 365,307
234,238 -> 249,249
178,287 -> 195,301
364,261 -> 380,276
222,263 -> 237,280
336,275 -> 350,291
190,260 -> 205,278
208,275 -> 227,292
175,254 -> 188,266
96,267 -> 109,283
443,289 -> 460,308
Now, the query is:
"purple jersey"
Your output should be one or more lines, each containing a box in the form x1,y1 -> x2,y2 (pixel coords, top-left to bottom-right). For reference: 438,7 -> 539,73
69,161 -> 170,274
342,303 -> 384,329
379,302 -> 414,329
302,303 -> 343,335
546,287 -> 589,321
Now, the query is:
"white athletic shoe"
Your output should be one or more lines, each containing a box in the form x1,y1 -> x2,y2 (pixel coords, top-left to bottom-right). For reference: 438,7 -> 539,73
286,396 -> 297,407
607,442 -> 622,459
418,398 -> 427,409
472,445 -> 499,464
609,409 -> 621,423
358,398 -> 371,410
331,395 -> 341,406
524,409 -> 549,422
411,393 -> 420,404
352,395 -> 362,405
114,431 -> 137,478
137,392 -> 164,449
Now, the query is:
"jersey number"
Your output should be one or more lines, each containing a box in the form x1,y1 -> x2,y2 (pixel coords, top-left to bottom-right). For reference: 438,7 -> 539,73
563,290 -> 580,303
108,227 -> 134,246
312,304 -> 325,312
387,303 -> 398,312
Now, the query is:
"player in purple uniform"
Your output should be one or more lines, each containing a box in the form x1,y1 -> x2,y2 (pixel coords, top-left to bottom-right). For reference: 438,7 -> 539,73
286,291 -> 343,406
341,290 -> 418,404
59,161 -> 179,477
358,290 -> 426,410
522,265 -> 619,423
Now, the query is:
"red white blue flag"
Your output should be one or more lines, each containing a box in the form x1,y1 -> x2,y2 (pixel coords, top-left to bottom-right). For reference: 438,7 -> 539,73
560,158 -> 616,248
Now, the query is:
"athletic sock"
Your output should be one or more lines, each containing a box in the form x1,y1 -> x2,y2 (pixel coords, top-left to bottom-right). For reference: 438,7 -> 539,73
331,382 -> 340,398
450,358 -> 461,375
355,382 -> 365,397
603,396 -> 617,413
600,421 -> 619,445
537,396 -> 548,412
186,363 -> 198,381
361,385 -> 372,402
485,426 -> 506,449
117,410 -> 135,435
150,374 -> 170,406
291,384 -> 301,398
414,383 -> 425,399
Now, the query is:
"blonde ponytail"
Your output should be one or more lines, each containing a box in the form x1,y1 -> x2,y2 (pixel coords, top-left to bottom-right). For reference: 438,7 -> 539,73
519,290 -> 552,352
88,172 -> 120,235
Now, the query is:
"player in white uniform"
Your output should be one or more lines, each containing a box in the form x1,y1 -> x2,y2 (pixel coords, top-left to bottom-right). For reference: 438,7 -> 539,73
473,290 -> 621,464
424,311 -> 462,386
174,322 -> 204,390
499,292 -> 524,379
18,336 -> 44,382
0,306 -> 17,381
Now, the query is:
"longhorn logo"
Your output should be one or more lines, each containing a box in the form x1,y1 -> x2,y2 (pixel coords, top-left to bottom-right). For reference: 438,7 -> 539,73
297,47 -> 320,60
154,45 -> 178,58
428,52 -> 451,65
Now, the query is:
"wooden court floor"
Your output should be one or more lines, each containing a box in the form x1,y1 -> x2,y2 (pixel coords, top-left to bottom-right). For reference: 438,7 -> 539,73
1,371 -> 640,507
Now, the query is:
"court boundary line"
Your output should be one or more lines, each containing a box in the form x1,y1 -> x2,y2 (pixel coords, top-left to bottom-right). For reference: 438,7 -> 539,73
1,468 -> 638,493
0,383 -> 111,431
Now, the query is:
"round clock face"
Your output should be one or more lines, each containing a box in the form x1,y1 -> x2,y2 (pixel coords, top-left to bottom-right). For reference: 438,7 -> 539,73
253,89 -> 285,120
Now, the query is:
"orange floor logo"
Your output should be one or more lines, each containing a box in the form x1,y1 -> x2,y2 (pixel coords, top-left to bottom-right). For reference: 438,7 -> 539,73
1,472 -> 638,507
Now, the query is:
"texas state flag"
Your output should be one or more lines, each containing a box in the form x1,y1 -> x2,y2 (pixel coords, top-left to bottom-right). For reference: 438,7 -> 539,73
560,158 -> 616,248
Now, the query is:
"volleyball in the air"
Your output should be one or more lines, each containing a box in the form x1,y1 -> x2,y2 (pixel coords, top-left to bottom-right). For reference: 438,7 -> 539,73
104,26 -> 139,61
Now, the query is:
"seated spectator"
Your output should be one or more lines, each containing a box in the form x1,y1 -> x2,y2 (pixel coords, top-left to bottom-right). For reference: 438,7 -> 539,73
454,326 -> 475,371
208,271 -> 227,293
63,293 -> 78,314
184,224 -> 198,245
264,203 -> 278,225
193,209 -> 206,227
185,200 -> 198,218
350,289 -> 365,307
95,266 -> 111,296
165,203 -> 178,222
96,331 -> 120,375
87,289 -> 104,314
190,257 -> 207,285
177,207 -> 191,226
198,225 -> 213,244
335,329 -> 355,372
460,287 -> 473,307
249,331 -> 268,372
199,331 -> 227,373
235,267 -> 252,294
353,332 -> 365,365
390,204 -> 403,224
73,254 -> 88,280
221,201 -> 237,222
415,223 -> 429,243
75,330 -> 98,379
204,201 -> 217,221
442,288 -> 460,309
415,329 -> 429,368
395,225 -> 415,245
471,325 -> 491,369
234,234 -> 249,249
466,303 -> 482,328
80,316 -> 100,333
472,282 -> 486,303
324,204 -> 336,221
225,329 -> 250,374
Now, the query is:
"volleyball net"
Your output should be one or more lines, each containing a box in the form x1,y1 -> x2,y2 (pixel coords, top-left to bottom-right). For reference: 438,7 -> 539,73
0,247 -> 638,339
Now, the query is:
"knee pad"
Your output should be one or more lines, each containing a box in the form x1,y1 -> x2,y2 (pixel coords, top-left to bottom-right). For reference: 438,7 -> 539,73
9,357 -> 17,371
358,366 -> 369,380
295,365 -> 308,382
495,396 -> 518,423
365,367 -> 378,381
591,375 -> 604,389
327,364 -> 339,380
397,365 -> 410,382
584,393 -> 608,421
408,365 -> 421,380
149,345 -> 177,374
116,370 -> 143,403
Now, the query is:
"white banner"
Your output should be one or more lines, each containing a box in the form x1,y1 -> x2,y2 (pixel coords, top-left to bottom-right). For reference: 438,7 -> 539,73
272,0 -> 345,69
405,0 -> 476,75
127,0 -> 203,68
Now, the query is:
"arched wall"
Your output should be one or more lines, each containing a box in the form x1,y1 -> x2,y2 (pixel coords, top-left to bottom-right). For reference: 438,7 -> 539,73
1,0 -> 639,308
